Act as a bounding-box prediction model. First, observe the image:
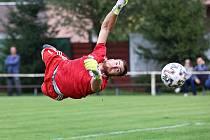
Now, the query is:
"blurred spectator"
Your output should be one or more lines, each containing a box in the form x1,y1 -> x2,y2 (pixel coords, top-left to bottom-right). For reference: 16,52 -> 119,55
194,57 -> 208,83
204,77 -> 210,90
193,57 -> 209,95
182,59 -> 199,96
4,46 -> 21,96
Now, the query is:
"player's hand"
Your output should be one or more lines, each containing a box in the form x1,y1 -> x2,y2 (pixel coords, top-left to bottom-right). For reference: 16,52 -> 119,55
84,58 -> 100,79
84,58 -> 98,71
112,0 -> 128,15
116,0 -> 128,7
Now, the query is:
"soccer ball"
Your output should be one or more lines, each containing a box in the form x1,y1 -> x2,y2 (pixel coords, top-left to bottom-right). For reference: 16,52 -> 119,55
161,63 -> 189,88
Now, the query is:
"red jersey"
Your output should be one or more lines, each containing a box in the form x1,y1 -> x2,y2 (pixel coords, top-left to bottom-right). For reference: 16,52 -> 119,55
41,43 -> 108,100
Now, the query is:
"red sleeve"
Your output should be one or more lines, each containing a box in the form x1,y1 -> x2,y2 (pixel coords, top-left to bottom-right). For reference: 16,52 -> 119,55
89,43 -> 107,63
100,77 -> 108,91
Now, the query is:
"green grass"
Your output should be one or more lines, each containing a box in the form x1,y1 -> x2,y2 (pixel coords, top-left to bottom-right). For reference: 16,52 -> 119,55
0,95 -> 210,140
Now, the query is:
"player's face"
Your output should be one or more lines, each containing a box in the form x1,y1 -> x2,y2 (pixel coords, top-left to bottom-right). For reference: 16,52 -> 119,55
103,59 -> 125,76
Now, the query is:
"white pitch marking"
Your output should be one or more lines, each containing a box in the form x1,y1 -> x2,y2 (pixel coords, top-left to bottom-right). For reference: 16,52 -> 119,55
195,122 -> 205,126
53,123 -> 190,140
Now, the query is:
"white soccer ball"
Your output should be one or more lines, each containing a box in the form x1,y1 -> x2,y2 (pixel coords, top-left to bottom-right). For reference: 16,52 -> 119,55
161,63 -> 189,88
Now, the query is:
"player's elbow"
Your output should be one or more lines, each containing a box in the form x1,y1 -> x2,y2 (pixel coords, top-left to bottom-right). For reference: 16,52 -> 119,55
101,22 -> 112,32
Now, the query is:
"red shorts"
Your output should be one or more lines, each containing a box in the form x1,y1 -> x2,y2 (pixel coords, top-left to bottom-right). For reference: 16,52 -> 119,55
41,47 -> 68,100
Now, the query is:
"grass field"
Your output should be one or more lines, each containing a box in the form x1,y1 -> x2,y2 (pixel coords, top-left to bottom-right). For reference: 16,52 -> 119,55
0,95 -> 210,140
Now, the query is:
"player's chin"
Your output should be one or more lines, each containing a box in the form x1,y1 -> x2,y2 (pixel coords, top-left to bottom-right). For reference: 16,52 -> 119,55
106,71 -> 120,77
103,62 -> 109,71
103,70 -> 110,77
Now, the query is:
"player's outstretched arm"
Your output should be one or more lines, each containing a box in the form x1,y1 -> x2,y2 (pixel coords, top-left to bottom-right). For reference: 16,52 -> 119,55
97,0 -> 128,44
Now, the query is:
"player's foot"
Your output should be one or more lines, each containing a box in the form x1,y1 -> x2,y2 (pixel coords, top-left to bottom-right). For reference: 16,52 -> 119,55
42,44 -> 56,50
41,44 -> 57,60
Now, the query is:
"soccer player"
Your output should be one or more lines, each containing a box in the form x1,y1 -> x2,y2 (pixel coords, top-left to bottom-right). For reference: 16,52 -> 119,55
41,0 -> 128,101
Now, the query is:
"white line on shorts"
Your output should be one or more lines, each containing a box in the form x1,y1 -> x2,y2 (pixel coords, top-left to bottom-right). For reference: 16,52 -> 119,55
53,123 -> 190,140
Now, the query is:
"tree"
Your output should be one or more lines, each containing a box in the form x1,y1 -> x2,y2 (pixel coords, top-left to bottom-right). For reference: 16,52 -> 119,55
48,0 -> 208,65
47,0 -> 144,41
139,0 -> 208,65
3,0 -> 48,73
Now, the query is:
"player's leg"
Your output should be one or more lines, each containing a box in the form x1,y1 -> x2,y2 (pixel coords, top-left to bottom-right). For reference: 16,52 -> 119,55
97,0 -> 128,44
41,44 -> 68,64
41,44 -> 68,99
41,44 -> 57,61
42,44 -> 68,58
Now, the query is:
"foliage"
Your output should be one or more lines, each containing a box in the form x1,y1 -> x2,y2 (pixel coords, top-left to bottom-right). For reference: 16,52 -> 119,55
48,0 -> 208,65
47,0 -> 141,41
0,0 -> 14,1
139,0 -> 208,65
3,0 -> 48,73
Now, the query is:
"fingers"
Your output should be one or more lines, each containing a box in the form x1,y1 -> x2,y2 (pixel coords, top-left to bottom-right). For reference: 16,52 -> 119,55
84,58 -> 98,71
116,0 -> 128,6
112,0 -> 128,15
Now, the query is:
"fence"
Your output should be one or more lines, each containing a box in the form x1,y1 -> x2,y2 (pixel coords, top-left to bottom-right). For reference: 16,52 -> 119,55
0,71 -> 210,96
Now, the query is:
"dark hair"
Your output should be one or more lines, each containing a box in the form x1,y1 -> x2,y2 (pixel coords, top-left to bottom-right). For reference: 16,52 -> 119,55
118,60 -> 128,76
